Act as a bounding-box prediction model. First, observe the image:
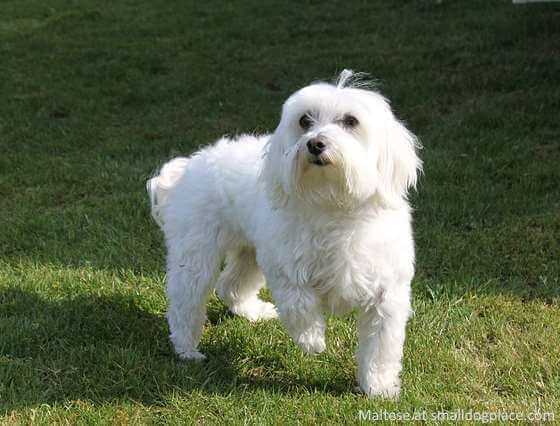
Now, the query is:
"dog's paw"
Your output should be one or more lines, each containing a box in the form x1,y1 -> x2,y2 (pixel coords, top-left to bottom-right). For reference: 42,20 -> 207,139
249,300 -> 279,321
177,350 -> 207,362
295,330 -> 326,355
230,299 -> 278,322
357,376 -> 401,399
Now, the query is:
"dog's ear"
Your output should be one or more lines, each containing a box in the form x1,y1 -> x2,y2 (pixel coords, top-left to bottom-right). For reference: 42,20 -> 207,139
260,134 -> 291,207
376,116 -> 422,207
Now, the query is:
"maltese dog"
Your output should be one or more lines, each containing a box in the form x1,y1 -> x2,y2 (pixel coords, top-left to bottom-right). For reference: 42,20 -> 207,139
147,70 -> 421,398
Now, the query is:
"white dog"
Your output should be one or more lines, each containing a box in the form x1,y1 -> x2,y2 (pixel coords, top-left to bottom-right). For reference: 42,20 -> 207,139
147,70 -> 421,398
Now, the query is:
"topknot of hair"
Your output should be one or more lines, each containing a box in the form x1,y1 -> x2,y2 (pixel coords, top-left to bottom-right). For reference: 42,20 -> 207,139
335,69 -> 377,90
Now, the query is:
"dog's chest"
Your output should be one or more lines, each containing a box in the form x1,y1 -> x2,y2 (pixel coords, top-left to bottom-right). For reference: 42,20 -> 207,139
285,221 -> 381,314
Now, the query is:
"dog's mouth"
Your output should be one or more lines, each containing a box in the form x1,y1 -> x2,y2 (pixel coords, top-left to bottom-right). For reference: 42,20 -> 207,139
308,155 -> 331,167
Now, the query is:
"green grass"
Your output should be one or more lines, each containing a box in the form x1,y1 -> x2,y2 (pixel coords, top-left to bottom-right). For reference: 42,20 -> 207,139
1,0 -> 559,423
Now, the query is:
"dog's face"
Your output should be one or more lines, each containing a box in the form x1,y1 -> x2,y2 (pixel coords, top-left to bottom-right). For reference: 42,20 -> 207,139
262,71 -> 421,209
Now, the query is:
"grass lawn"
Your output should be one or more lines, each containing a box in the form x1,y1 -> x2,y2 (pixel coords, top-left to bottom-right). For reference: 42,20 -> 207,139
1,0 -> 559,423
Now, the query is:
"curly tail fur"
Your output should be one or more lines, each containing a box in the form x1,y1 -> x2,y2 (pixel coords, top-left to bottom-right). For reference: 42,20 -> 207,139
147,157 -> 190,227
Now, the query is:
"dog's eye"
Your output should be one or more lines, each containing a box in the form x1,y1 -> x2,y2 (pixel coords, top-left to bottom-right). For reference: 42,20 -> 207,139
299,114 -> 313,130
342,114 -> 359,128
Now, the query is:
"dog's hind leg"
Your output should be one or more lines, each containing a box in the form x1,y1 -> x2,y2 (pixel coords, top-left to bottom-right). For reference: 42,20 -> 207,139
165,235 -> 221,361
215,248 -> 278,321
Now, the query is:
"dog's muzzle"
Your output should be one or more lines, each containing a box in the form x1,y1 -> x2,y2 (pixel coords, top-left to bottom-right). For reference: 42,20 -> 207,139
306,138 -> 331,166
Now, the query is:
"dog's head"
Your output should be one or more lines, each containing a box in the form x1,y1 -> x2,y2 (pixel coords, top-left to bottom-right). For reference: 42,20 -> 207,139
261,70 -> 422,209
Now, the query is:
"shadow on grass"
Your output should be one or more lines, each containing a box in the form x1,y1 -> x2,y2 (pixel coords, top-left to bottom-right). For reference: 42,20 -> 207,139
0,288 -> 351,413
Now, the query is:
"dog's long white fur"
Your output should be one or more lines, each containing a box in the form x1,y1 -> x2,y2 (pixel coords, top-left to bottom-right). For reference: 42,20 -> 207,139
147,157 -> 190,227
148,70 -> 421,398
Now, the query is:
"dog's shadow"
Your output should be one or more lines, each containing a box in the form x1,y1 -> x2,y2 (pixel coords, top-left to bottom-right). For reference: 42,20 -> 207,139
1,288 -> 352,412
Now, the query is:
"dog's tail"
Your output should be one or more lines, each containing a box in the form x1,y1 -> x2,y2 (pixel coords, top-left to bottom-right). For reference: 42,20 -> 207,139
147,157 -> 190,228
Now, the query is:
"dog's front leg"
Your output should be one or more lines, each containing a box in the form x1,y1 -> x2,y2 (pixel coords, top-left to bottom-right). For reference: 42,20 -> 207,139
271,282 -> 326,355
356,288 -> 411,398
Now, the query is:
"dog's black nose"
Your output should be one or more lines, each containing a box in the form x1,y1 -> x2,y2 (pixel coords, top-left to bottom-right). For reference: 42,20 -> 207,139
307,139 -> 326,156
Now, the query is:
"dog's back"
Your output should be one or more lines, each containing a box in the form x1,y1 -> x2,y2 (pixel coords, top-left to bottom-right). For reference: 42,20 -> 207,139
147,135 -> 269,231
